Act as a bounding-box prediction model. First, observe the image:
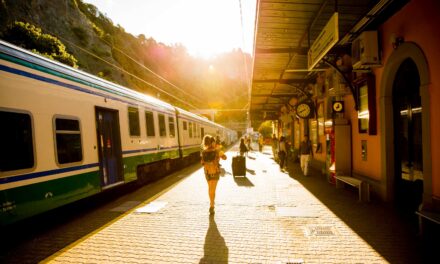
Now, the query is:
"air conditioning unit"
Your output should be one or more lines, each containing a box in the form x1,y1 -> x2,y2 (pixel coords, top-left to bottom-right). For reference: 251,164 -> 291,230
352,31 -> 381,70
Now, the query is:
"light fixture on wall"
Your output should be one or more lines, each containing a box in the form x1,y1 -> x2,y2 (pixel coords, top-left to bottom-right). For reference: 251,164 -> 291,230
390,33 -> 404,49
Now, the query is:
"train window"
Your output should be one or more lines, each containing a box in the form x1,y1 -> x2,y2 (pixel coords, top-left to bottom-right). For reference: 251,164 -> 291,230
168,116 -> 175,137
128,107 -> 140,137
193,122 -> 197,138
145,111 -> 155,137
201,127 -> 205,138
158,114 -> 166,137
54,117 -> 83,164
183,121 -> 187,130
188,122 -> 193,138
0,110 -> 34,172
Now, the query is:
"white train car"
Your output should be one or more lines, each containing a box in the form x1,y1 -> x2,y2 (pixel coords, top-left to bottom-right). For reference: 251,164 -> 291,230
0,40 -> 236,225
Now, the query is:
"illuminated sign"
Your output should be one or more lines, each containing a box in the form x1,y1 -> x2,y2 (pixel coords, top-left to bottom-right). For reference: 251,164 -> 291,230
308,12 -> 339,71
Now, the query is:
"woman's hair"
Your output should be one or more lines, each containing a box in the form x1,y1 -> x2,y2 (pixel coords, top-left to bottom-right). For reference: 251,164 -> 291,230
202,134 -> 213,148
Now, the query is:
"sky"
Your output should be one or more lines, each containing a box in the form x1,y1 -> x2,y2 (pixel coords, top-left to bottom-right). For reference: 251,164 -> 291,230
82,0 -> 257,58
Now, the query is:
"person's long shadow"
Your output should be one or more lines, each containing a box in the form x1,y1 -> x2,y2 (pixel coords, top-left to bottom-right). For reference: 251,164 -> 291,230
199,216 -> 228,263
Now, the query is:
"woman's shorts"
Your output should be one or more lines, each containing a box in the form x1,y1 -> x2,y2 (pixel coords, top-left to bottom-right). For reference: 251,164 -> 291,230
205,173 -> 220,181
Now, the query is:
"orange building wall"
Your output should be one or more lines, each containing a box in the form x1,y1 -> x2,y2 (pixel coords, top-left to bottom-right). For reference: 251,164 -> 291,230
347,90 -> 382,181
374,0 -> 440,196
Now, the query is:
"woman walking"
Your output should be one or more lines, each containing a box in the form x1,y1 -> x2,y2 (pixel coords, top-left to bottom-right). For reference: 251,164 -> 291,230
201,135 -> 227,215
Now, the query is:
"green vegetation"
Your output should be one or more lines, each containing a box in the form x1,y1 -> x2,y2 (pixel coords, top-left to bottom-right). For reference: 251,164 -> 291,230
0,0 -> 250,125
2,21 -> 78,67
91,22 -> 104,38
258,121 -> 273,139
71,26 -> 88,45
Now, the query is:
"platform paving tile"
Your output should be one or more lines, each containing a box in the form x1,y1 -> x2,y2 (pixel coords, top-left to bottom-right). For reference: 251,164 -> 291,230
42,146 -> 422,263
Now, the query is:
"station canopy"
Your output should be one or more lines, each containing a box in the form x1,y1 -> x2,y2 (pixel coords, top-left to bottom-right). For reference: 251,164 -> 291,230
250,0 -> 407,129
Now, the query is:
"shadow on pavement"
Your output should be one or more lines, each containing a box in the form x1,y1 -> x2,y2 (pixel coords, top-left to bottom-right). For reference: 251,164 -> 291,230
199,216 -> 228,264
246,168 -> 256,175
0,163 -> 204,264
285,161 -> 425,263
233,176 -> 254,187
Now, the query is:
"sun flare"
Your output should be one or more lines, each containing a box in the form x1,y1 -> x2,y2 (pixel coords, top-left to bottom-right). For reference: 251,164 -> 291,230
83,0 -> 256,58
154,0 -> 244,58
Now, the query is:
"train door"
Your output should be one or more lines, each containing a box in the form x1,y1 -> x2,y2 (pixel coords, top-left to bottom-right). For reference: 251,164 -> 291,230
157,113 -> 167,150
392,58 -> 423,212
95,107 -> 124,188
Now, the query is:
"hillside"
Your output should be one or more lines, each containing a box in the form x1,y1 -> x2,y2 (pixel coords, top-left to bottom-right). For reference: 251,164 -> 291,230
0,0 -> 251,123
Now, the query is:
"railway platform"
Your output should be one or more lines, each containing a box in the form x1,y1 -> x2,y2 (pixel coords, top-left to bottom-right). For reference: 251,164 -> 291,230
2,144 -> 434,263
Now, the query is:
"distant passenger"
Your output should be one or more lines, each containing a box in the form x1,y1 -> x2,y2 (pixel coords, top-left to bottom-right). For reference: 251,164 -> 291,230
278,136 -> 287,171
271,134 -> 279,162
215,136 -> 222,147
215,135 -> 224,168
258,134 -> 264,152
239,138 -> 248,157
201,135 -> 226,215
245,136 -> 253,151
299,135 -> 313,176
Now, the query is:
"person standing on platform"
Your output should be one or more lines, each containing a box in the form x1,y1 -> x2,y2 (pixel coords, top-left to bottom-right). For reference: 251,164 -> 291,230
215,135 -> 224,168
215,135 -> 222,150
258,134 -> 264,152
299,135 -> 313,176
271,134 -> 279,162
239,138 -> 248,157
278,136 -> 287,170
201,135 -> 226,215
246,136 -> 253,152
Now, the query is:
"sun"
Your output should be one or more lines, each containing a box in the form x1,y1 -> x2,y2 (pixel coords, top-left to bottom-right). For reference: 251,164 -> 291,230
171,0 -> 243,58
82,0 -> 256,58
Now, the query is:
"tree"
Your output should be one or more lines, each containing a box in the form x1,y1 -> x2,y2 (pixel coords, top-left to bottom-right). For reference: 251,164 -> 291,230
258,121 -> 273,139
2,21 -> 78,67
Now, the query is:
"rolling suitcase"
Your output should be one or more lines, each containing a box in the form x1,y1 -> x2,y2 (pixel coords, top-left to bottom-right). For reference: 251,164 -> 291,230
232,154 -> 246,177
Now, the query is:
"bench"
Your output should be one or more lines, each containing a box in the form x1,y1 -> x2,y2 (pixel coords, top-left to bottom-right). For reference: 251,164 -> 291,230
415,209 -> 440,235
335,176 -> 370,202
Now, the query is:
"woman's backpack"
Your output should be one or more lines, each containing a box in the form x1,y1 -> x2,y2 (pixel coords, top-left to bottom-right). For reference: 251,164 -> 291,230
202,150 -> 219,175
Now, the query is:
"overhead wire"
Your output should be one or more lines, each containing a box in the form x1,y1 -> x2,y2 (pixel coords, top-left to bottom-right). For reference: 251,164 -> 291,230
106,43 -> 205,105
23,22 -> 203,110
50,32 -> 200,110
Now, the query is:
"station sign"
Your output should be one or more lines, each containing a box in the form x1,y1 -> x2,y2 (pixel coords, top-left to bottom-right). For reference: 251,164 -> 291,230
308,12 -> 339,71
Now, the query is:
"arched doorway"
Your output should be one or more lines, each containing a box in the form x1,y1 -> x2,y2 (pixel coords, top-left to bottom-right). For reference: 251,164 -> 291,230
380,42 -> 432,209
392,58 -> 423,212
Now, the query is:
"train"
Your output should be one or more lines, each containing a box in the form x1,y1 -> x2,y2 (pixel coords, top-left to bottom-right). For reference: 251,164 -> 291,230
0,40 -> 237,225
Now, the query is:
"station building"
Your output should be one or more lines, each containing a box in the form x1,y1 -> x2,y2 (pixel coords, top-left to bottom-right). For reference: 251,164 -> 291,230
251,0 -> 440,215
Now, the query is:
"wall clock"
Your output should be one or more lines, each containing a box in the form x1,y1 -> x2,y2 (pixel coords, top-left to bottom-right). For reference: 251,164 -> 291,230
296,102 -> 312,119
332,101 -> 344,113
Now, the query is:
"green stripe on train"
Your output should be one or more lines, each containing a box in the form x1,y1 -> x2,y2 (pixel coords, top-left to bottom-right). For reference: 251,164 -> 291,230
0,149 -> 193,225
122,149 -> 181,181
0,170 -> 100,225
182,146 -> 201,157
